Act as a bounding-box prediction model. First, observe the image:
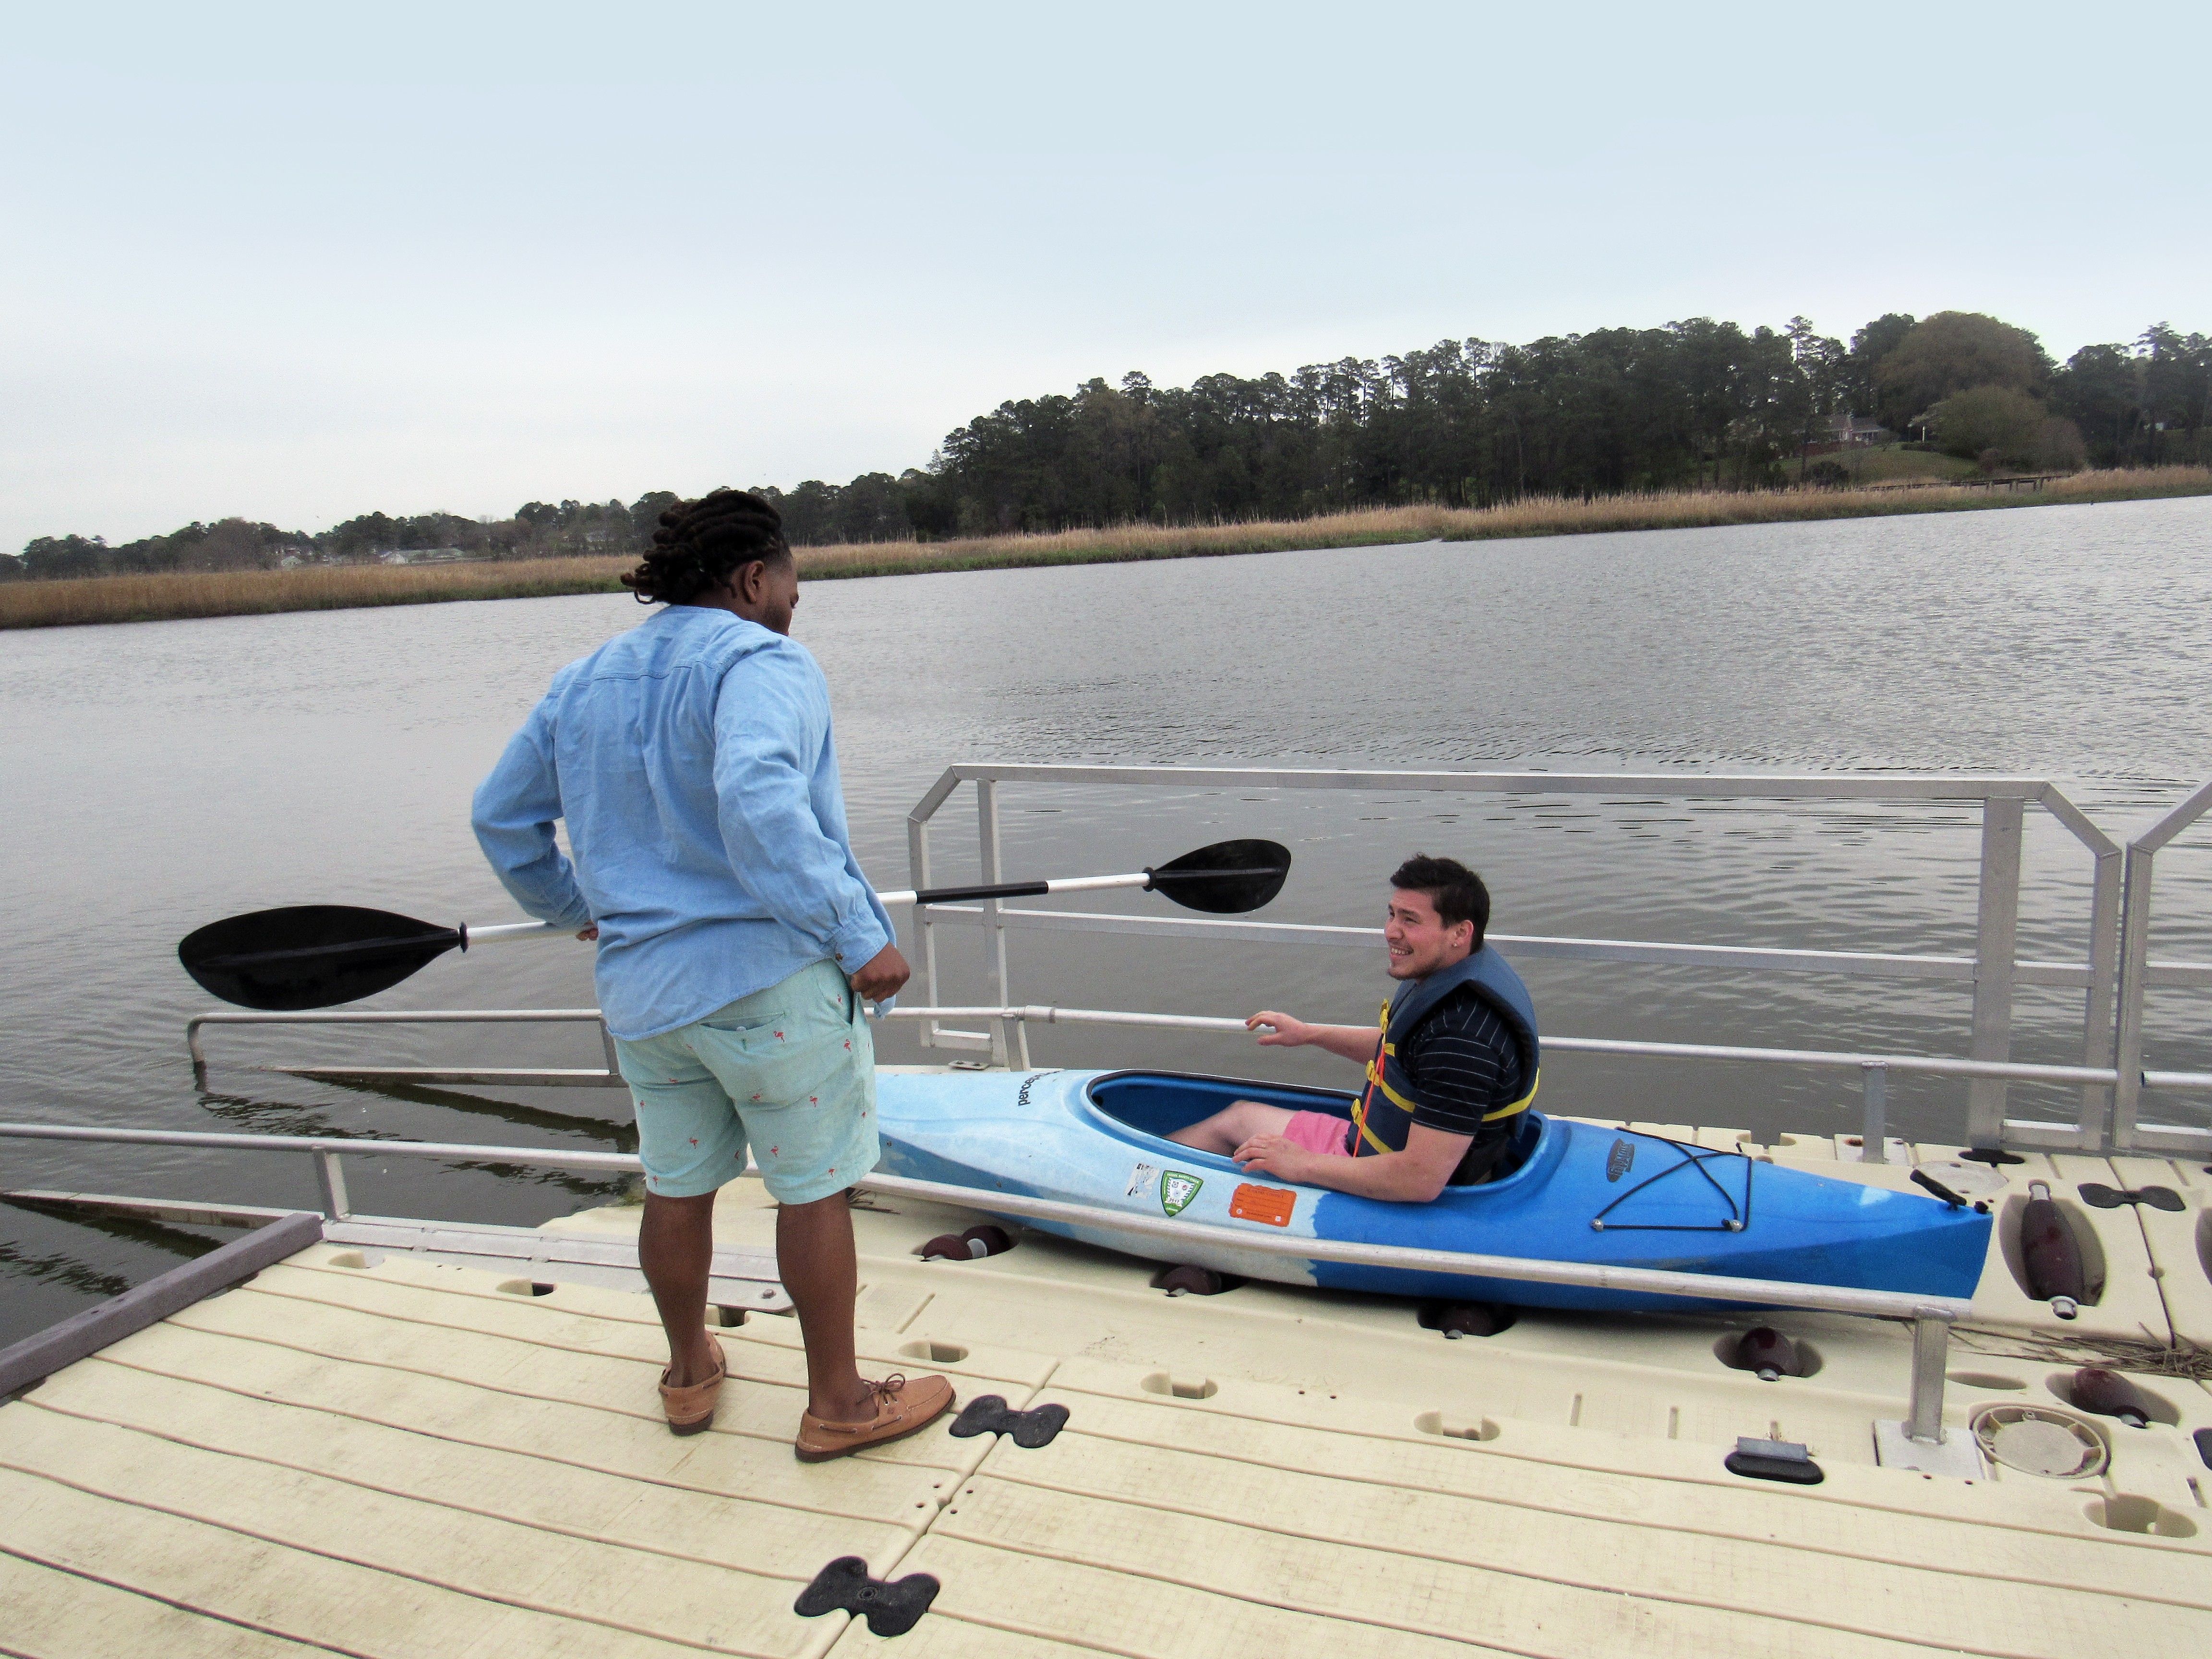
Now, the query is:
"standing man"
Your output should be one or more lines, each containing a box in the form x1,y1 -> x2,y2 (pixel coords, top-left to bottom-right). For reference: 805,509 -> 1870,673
1167,855 -> 1539,1200
472,488 -> 951,1459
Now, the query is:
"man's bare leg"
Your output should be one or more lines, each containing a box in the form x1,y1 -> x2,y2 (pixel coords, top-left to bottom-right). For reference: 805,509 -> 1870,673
777,1192 -> 872,1421
1166,1100 -> 1298,1154
639,1190 -> 722,1386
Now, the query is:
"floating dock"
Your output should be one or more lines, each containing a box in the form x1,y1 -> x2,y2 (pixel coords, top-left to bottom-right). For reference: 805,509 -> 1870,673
3,1110 -> 2208,1657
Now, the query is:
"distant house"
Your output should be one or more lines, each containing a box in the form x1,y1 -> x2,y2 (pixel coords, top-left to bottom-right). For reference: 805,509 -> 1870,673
376,547 -> 482,566
1821,412 -> 1892,446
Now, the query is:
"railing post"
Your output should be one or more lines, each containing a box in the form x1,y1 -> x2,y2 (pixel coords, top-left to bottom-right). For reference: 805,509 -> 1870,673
2109,777 -> 2212,1153
1966,796 -> 2023,1148
908,807 -> 940,1050
313,1149 -> 351,1221
187,1017 -> 210,1087
975,779 -> 1030,1070
1859,1064 -> 1888,1163
598,1017 -> 621,1079
2077,844 -> 2123,1151
2112,842 -> 2156,1151
1905,1311 -> 1952,1443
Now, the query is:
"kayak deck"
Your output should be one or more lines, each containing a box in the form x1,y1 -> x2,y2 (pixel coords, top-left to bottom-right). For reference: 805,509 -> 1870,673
880,1069 -> 1996,1309
3,1102 -> 2208,1658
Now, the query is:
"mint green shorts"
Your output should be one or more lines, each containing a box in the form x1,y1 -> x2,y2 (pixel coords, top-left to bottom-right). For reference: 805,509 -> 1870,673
612,958 -> 878,1204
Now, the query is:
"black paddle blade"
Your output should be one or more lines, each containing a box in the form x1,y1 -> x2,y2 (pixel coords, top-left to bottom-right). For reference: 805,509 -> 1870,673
1142,839 -> 1291,914
178,905 -> 463,1011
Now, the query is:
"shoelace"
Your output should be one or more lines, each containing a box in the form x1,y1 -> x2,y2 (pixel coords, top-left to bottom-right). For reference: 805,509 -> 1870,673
817,1374 -> 910,1433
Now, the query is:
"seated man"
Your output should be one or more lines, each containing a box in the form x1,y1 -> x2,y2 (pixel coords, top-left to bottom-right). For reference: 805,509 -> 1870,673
1167,854 -> 1539,1202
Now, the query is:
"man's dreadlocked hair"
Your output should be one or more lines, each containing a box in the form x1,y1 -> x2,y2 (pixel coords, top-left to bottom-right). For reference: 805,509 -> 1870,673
620,488 -> 792,605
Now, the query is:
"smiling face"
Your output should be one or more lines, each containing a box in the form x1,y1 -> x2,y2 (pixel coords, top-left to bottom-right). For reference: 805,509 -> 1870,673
1384,887 -> 1476,980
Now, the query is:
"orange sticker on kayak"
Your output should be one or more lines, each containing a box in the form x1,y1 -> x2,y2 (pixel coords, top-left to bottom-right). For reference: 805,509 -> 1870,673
1230,1184 -> 1296,1226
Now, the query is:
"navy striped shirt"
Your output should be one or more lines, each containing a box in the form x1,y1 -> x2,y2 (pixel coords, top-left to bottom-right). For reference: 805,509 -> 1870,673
1396,986 -> 1527,1139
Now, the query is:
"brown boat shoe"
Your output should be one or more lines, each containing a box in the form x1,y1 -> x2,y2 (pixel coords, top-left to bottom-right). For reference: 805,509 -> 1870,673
658,1340 -> 729,1437
794,1372 -> 956,1463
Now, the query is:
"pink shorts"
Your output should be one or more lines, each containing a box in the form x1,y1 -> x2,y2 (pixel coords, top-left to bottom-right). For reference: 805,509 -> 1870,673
1279,1110 -> 1353,1158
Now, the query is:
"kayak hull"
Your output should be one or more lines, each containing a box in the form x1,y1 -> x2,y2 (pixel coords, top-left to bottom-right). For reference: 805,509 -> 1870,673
874,1068 -> 1990,1313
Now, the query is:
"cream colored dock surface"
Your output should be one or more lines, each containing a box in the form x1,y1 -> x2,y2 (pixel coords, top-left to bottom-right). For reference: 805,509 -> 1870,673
5,1142 -> 2211,1658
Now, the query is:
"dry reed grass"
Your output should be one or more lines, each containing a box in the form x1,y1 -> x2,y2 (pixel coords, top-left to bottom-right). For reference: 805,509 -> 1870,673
7,466 -> 2207,631
0,555 -> 636,631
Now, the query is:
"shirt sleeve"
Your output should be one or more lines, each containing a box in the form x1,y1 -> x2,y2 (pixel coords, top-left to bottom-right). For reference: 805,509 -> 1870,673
470,697 -> 595,930
711,644 -> 892,972
1399,993 -> 1524,1137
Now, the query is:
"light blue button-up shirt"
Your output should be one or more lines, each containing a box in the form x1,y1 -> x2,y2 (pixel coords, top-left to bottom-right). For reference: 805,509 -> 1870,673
471,605 -> 894,1041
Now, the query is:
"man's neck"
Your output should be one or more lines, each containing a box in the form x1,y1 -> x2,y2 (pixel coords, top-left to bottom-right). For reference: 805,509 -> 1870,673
1418,945 -> 1477,981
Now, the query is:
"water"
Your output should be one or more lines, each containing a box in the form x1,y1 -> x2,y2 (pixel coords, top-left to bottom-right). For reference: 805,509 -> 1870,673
5,496 -> 2210,1345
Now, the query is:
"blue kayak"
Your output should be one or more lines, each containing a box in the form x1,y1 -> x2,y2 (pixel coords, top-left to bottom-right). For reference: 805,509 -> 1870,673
874,1068 -> 1990,1312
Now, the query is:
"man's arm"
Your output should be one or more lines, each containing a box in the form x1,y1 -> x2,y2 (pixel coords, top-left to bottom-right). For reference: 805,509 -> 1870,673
471,700 -> 594,930
1231,1122 -> 1473,1203
712,647 -> 893,979
1247,1010 -> 1382,1066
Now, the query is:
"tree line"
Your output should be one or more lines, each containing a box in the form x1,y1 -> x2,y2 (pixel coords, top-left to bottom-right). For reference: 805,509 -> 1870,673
11,310 -> 2207,579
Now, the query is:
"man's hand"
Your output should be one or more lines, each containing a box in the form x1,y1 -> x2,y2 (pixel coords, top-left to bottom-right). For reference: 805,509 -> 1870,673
1248,1010 -> 1314,1046
576,925 -> 600,941
1231,1132 -> 1319,1182
849,942 -> 911,1000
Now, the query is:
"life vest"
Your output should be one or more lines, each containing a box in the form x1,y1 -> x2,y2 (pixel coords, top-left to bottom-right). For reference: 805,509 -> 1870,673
1349,944 -> 1540,1162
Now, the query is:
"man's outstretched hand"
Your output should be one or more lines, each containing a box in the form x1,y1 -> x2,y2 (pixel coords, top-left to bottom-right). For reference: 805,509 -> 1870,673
1248,1010 -> 1314,1046
850,942 -> 912,1000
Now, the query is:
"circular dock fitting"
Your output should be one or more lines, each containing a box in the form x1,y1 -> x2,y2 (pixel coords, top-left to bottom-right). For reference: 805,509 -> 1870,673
1971,1404 -> 2107,1478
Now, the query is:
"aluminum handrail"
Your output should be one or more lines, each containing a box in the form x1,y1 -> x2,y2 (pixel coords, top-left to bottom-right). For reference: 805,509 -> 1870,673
880,1002 -> 2212,1088
0,1118 -> 1971,1440
2112,776 -> 2212,1149
902,763 -> 2126,1148
179,999 -> 2212,1160
187,1007 -> 617,1084
874,1003 -> 2212,1160
920,905 -> 2212,989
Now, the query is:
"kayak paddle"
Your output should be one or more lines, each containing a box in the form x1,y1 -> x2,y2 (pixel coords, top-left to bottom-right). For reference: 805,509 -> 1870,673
177,907 -> 565,1012
177,839 -> 1290,1011
879,837 -> 1290,915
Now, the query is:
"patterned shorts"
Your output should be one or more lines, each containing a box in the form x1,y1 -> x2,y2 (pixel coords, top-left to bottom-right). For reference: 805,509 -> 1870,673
612,958 -> 878,1204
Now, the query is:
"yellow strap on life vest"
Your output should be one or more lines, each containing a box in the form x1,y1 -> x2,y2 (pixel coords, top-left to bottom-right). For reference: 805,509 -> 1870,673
1484,1072 -> 1539,1122
1348,1001 -> 1394,1155
1352,1000 -> 1538,1151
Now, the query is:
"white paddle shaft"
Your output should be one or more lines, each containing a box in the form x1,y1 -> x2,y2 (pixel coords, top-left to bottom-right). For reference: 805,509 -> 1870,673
467,869 -> 1159,940
875,870 -> 1149,907
464,921 -> 569,946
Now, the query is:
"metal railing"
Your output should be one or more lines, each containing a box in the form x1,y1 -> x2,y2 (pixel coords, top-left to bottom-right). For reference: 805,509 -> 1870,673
172,766 -> 2212,1155
2112,778 -> 2212,1152
0,1118 -> 1972,1443
870,1004 -> 2212,1159
187,1008 -> 624,1091
904,766 -> 2150,1151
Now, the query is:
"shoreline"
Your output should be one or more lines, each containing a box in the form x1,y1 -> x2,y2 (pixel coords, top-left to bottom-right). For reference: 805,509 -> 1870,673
5,466 -> 2206,631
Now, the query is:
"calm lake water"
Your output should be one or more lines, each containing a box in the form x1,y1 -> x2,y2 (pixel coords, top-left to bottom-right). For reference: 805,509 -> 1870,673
5,496 -> 2210,1345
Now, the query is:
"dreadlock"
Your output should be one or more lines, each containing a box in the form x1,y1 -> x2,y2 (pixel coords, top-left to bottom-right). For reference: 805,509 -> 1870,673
620,488 -> 792,605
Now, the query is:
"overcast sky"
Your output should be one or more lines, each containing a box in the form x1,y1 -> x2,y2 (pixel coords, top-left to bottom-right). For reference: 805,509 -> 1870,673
5,1 -> 2206,551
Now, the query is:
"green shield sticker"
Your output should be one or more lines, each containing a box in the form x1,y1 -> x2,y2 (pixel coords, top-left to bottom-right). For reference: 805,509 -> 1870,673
1159,1170 -> 1202,1217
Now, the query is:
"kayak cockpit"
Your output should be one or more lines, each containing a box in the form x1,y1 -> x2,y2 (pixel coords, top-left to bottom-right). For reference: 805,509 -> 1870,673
1079,1069 -> 1546,1186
